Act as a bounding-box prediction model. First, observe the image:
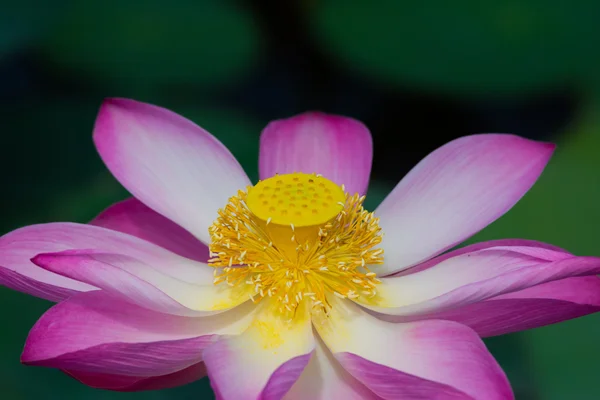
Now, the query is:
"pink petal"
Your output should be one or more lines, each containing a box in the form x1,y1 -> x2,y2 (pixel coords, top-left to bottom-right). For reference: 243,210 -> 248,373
391,239 -> 572,278
317,300 -> 512,400
259,112 -> 373,196
375,134 -> 555,275
412,276 -> 600,337
64,362 -> 206,391
0,222 -> 198,302
284,338 -> 379,400
364,245 -> 600,322
91,198 -> 209,262
203,307 -> 315,400
32,250 -> 247,316
261,355 -> 313,400
94,98 -> 250,244
22,291 -> 255,377
337,355 -> 470,399
0,267 -> 82,303
375,241 -> 600,336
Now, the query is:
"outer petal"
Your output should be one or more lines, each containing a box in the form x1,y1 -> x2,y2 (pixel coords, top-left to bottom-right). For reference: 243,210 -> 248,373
203,305 -> 315,400
259,112 -> 373,196
316,300 -> 512,400
375,134 -> 555,274
377,241 -> 600,336
32,250 -> 248,316
406,276 -> 600,337
0,222 -> 206,302
22,291 -> 255,376
64,362 -> 206,391
363,246 -> 600,322
284,337 -> 379,400
91,198 -> 209,262
94,98 -> 250,244
390,239 -> 572,278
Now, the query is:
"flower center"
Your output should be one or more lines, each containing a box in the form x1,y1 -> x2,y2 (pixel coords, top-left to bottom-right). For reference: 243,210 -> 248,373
208,172 -> 384,321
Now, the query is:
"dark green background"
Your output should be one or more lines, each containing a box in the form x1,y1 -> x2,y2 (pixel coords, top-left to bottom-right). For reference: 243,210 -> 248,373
1,1 -> 599,398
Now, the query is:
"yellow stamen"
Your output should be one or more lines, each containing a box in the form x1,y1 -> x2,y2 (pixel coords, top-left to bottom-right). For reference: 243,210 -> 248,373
208,173 -> 384,321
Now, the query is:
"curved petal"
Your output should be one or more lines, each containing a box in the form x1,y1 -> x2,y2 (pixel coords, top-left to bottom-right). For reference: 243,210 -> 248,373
363,246 -> 600,321
91,198 -> 209,262
203,305 -> 315,400
399,276 -> 600,337
64,362 -> 206,391
284,337 -> 379,400
316,299 -> 511,400
0,268 -> 82,303
390,239 -> 572,278
0,222 -> 206,302
375,134 -> 555,274
32,250 -> 248,316
94,98 -> 250,244
259,112 -> 373,196
22,291 -> 255,377
377,241 -> 600,337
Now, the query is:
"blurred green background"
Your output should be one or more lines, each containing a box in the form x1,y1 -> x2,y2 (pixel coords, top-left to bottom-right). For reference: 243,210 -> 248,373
1,0 -> 599,398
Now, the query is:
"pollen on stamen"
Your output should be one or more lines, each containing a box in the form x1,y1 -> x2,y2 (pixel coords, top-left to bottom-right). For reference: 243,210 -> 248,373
208,172 -> 384,321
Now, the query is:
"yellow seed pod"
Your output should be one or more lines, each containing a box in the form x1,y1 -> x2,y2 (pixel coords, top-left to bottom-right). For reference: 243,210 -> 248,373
246,173 -> 345,227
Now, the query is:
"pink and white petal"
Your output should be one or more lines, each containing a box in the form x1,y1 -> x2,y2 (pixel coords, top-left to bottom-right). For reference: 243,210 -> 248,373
64,362 -> 207,391
94,98 -> 250,244
203,306 -> 315,400
22,291 -> 255,377
390,239 -> 573,278
375,134 -> 555,275
0,267 -> 82,303
400,276 -> 600,337
32,250 -> 248,316
364,248 -> 600,320
0,222 -> 204,302
316,299 -> 512,400
284,337 -> 379,400
259,112 -> 373,196
91,198 -> 209,262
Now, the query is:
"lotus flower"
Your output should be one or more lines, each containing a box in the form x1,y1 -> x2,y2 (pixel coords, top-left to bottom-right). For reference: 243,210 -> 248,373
1,99 -> 599,399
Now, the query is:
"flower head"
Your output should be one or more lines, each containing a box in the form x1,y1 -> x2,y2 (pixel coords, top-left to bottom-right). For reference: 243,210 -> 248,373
209,174 -> 383,321
1,99 -> 599,399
